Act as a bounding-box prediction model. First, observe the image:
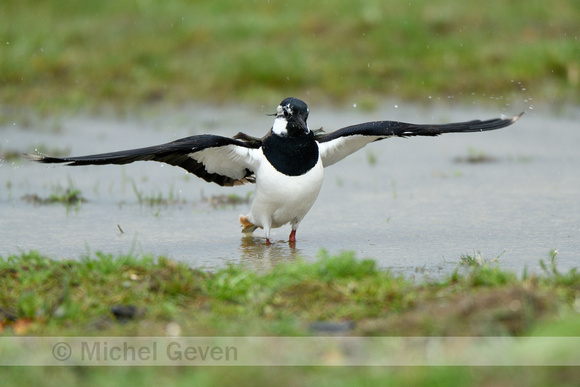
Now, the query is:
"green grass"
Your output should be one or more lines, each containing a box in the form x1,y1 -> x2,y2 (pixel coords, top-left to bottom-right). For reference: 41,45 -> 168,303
20,176 -> 85,208
1,365 -> 580,387
21,185 -> 86,208
0,249 -> 578,337
128,178 -> 185,207
204,193 -> 252,208
1,250 -> 580,384
1,0 -> 578,112
454,147 -> 499,164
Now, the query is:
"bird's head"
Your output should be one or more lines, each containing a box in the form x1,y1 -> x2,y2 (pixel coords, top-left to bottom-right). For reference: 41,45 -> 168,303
271,97 -> 310,137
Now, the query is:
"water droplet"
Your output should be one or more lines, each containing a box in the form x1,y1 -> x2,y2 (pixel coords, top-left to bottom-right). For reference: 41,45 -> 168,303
394,104 -> 398,108
353,103 -> 357,108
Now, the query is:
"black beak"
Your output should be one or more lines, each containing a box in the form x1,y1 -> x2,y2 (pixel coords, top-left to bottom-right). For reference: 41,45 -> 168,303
296,115 -> 309,133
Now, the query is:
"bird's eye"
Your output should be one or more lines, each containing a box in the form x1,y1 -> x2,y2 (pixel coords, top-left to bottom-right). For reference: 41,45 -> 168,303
282,106 -> 292,118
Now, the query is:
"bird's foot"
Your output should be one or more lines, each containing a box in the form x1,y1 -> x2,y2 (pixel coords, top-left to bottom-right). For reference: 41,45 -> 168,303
239,214 -> 259,234
289,230 -> 297,243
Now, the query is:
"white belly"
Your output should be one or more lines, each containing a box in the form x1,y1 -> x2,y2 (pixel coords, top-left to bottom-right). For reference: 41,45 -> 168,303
250,154 -> 324,230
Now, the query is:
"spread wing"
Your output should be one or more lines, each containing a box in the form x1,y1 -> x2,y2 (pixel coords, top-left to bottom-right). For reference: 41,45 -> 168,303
316,113 -> 523,167
25,134 -> 262,187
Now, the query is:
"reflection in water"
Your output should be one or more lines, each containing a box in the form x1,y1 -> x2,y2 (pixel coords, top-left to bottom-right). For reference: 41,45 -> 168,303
238,235 -> 301,272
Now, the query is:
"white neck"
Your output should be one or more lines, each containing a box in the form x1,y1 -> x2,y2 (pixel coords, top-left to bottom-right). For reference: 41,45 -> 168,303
272,116 -> 288,136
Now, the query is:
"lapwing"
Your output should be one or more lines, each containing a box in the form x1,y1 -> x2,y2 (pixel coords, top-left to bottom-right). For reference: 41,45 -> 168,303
27,97 -> 522,244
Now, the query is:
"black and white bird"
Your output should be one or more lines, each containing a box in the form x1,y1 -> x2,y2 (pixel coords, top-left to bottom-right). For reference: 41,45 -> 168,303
27,97 -> 522,244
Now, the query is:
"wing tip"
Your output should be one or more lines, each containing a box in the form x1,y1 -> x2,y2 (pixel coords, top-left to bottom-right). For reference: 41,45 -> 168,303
23,153 -> 46,162
23,153 -> 40,161
23,153 -> 69,164
511,111 -> 524,123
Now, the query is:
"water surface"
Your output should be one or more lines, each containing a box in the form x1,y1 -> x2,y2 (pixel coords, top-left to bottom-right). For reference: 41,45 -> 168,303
1,103 -> 578,276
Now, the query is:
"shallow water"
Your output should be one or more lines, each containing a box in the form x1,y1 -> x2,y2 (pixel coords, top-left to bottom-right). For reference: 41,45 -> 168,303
1,103 -> 579,276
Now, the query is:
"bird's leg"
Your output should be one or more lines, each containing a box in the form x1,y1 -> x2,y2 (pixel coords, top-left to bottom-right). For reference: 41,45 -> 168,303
263,225 -> 273,246
289,229 -> 297,243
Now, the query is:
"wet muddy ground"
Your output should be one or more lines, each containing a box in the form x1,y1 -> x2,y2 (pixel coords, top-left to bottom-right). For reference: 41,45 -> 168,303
1,102 -> 578,276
